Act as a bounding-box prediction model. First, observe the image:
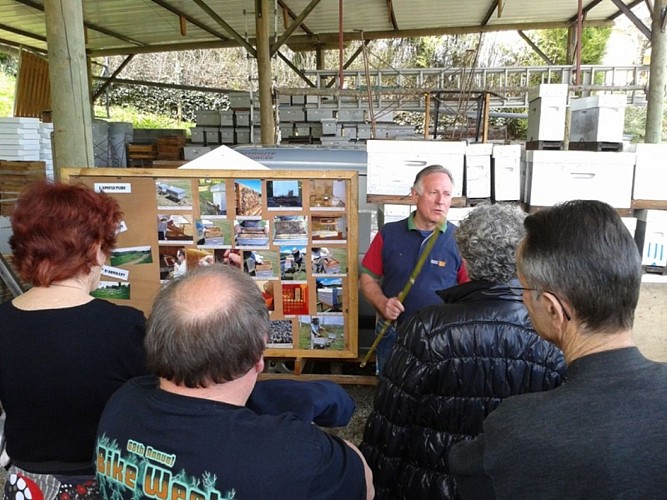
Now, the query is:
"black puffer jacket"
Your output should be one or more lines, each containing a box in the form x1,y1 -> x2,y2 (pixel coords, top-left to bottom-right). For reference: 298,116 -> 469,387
360,280 -> 566,500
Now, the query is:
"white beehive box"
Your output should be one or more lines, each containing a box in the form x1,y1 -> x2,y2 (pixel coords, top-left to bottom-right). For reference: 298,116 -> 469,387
633,143 -> 667,201
367,140 -> 467,198
527,84 -> 569,102
465,143 -> 492,198
522,150 -> 636,208
636,209 -> 667,267
492,144 -> 521,201
526,97 -> 567,142
570,94 -> 626,143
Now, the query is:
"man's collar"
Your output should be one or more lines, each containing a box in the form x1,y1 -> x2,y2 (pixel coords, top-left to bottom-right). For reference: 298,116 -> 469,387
407,211 -> 447,232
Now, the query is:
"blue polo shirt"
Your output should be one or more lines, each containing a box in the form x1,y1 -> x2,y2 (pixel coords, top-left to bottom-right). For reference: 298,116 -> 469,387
361,212 -> 467,324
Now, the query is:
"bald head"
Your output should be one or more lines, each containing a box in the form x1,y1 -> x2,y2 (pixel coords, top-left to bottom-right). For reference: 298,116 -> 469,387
145,265 -> 269,388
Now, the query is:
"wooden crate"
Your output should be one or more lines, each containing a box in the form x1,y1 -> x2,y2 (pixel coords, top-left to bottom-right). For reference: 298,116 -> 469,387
0,161 -> 46,216
155,136 -> 186,161
127,144 -> 155,168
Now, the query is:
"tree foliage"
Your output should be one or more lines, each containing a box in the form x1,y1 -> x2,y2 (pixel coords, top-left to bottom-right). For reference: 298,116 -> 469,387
522,27 -> 612,65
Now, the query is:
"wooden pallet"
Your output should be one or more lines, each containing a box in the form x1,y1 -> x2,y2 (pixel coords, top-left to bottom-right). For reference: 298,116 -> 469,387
568,141 -> 623,152
525,140 -> 564,151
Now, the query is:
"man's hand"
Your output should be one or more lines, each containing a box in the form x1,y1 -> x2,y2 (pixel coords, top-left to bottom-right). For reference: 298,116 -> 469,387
381,296 -> 405,321
360,273 -> 405,322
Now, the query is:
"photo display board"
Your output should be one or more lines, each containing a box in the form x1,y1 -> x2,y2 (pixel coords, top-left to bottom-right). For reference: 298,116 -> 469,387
62,168 -> 360,359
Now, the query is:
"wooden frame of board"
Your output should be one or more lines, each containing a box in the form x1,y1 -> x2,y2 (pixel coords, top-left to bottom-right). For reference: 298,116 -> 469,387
62,167 -> 360,360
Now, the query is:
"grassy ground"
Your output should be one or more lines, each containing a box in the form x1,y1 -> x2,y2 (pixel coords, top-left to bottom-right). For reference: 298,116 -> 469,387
0,71 -> 192,131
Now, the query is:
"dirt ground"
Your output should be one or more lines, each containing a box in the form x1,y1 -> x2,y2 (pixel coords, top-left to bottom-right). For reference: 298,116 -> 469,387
632,282 -> 667,362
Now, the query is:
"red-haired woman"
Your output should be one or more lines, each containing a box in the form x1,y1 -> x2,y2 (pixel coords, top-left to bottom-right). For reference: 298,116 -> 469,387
0,181 -> 146,499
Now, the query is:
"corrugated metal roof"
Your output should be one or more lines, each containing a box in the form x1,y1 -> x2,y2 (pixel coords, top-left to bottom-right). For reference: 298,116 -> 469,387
0,0 -> 641,56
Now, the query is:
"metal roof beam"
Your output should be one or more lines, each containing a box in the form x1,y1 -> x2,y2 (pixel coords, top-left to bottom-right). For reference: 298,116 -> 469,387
192,0 -> 256,57
0,22 -> 46,43
277,0 -> 314,36
92,54 -> 134,101
92,76 -> 235,94
482,1 -> 499,26
568,0 -> 602,23
608,0 -> 651,38
610,0 -> 647,20
87,19 -> 613,57
276,50 -> 316,87
0,37 -> 46,54
386,0 -> 399,31
13,0 -> 146,46
325,40 -> 370,87
518,30 -> 554,64
271,0 -> 321,56
147,0 -> 229,41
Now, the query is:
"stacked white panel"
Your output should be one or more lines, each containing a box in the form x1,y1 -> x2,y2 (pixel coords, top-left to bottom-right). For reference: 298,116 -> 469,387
0,117 -> 41,161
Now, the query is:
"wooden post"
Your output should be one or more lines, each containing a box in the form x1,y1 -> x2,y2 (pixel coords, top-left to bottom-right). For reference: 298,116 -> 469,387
482,91 -> 490,143
423,92 -> 431,139
256,0 -> 275,145
646,0 -> 667,143
43,0 -> 95,173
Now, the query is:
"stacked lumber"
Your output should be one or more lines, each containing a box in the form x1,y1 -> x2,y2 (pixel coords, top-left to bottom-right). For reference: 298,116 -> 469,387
155,136 -> 186,161
0,160 -> 46,216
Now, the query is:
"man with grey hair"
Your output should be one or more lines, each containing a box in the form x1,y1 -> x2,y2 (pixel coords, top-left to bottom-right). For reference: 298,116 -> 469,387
450,200 -> 667,498
95,265 -> 374,500
360,203 -> 565,499
360,164 -> 468,374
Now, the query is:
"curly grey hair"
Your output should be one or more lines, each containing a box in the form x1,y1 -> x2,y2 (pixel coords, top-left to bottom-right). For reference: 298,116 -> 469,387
455,203 -> 527,283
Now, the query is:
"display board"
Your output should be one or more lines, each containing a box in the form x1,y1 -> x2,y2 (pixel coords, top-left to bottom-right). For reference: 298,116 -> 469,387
62,168 -> 359,359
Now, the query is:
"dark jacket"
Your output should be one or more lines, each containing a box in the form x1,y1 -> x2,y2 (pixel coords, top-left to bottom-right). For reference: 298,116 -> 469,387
360,280 -> 566,500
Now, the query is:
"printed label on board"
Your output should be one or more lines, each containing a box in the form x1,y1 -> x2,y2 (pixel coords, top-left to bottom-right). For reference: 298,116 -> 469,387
95,183 -> 132,194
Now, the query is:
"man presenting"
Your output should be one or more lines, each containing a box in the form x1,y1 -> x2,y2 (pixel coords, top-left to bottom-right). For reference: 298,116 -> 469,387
449,200 -> 667,499
360,164 -> 467,373
96,265 -> 374,500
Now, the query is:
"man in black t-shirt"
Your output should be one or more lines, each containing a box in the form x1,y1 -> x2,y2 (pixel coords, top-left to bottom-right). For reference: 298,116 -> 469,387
96,265 -> 373,500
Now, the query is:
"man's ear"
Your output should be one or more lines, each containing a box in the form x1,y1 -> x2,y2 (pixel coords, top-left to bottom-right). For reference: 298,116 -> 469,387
255,356 -> 265,374
542,292 -> 569,329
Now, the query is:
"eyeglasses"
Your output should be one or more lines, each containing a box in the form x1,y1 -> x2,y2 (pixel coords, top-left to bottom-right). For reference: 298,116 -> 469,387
508,286 -> 572,322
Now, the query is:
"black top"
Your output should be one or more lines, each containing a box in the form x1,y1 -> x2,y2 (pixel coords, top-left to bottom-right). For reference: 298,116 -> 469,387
450,347 -> 667,499
360,280 -> 566,499
96,376 -> 368,499
0,299 -> 146,474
